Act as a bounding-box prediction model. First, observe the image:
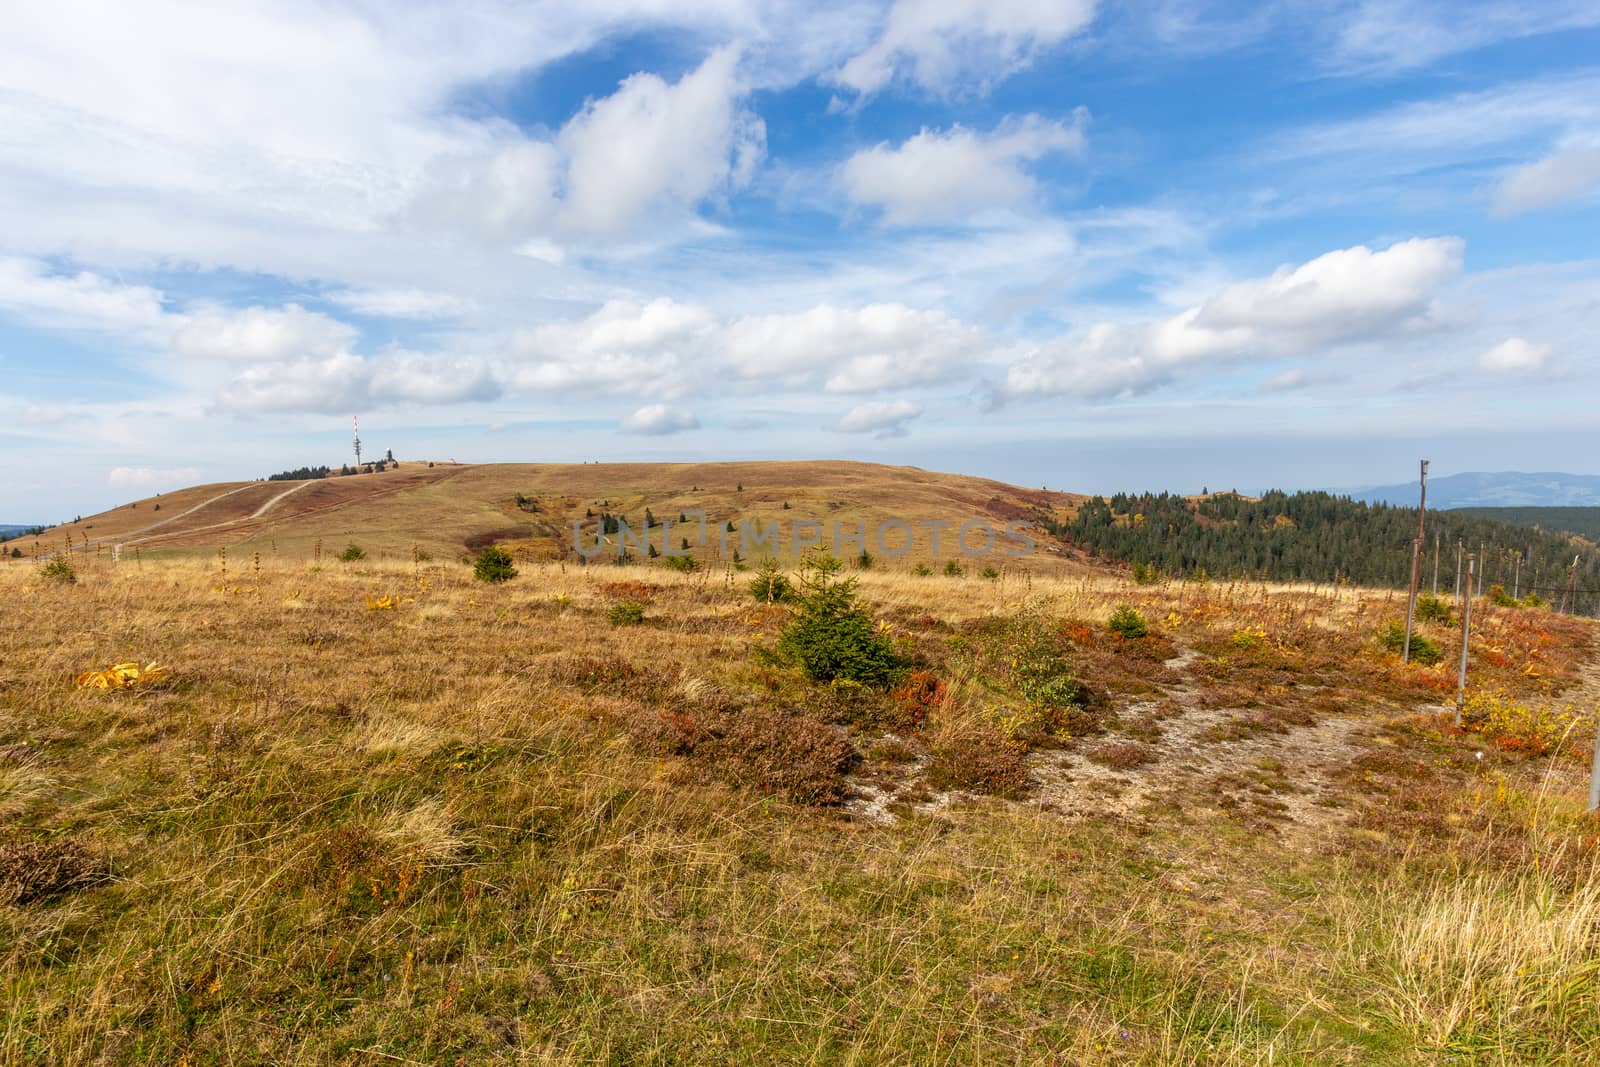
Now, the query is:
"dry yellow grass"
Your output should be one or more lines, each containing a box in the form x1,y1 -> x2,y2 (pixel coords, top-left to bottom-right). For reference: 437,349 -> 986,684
2,548 -> 1598,1064
32,460 -> 1090,572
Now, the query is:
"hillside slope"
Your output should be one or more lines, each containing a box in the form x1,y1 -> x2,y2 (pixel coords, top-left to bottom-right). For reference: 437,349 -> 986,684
35,461 -> 1091,571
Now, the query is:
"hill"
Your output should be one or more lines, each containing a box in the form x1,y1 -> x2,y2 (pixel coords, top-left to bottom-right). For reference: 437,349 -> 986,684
1348,471 -> 1600,509
0,525 -> 39,542
31,461 -> 1091,572
1455,506 -> 1600,542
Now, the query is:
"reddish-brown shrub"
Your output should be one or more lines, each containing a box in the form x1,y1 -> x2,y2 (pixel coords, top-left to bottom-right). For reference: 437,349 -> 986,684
597,580 -> 663,603
630,704 -> 859,805
888,669 -> 947,732
1062,621 -> 1096,646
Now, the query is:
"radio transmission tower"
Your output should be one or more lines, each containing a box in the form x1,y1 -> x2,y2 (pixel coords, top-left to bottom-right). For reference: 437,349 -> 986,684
353,415 -> 362,469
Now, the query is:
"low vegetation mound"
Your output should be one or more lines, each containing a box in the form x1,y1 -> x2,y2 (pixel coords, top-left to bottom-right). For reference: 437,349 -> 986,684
2,543 -> 1598,1063
0,834 -> 102,905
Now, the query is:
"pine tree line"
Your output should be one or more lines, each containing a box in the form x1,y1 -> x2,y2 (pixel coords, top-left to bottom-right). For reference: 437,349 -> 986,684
266,466 -> 331,481
1053,490 -> 1600,601
0,525 -> 46,544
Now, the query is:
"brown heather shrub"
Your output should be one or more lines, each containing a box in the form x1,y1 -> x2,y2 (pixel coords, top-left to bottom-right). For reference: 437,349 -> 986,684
630,703 -> 859,805
627,707 -> 705,756
926,726 -> 1031,798
0,833 -> 103,904
813,680 -> 891,730
547,654 -> 663,700
704,708 -> 860,805
1085,740 -> 1156,770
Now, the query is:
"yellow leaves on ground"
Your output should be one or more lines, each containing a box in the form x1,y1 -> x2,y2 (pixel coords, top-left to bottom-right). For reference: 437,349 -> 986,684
365,593 -> 415,611
75,662 -> 167,690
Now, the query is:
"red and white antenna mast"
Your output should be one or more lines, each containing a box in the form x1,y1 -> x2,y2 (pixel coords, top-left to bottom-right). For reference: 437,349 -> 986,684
353,415 -> 362,469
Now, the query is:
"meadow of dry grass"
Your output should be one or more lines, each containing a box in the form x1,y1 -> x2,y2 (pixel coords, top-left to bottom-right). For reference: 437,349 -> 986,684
27,462 -> 1089,571
3,546 -> 1599,1065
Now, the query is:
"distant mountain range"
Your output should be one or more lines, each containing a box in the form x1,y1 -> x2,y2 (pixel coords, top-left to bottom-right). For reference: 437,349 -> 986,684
1452,507 -> 1600,542
1345,472 -> 1600,509
0,524 -> 39,540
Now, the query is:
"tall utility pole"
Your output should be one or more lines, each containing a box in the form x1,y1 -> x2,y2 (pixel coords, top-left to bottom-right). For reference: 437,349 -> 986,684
1431,530 -> 1440,595
1403,459 -> 1428,664
353,415 -> 363,470
1454,540 -> 1463,597
1561,554 -> 1580,614
1513,552 -> 1521,601
1455,555 -> 1474,727
1589,712 -> 1600,813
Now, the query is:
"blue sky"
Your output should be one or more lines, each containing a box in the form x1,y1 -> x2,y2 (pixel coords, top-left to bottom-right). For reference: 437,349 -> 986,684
3,1 -> 1600,520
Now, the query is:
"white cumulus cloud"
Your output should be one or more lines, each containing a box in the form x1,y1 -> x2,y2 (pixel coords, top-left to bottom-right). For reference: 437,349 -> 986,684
1479,337 -> 1549,372
368,350 -> 502,406
620,403 -> 700,435
218,348 -> 502,414
560,47 -> 765,236
835,398 -> 923,437
1192,237 -> 1463,351
1001,236 -> 1464,400
172,304 -> 357,362
507,298 -> 717,395
412,47 -> 765,246
721,303 -> 986,391
502,298 -> 986,398
840,112 -> 1087,225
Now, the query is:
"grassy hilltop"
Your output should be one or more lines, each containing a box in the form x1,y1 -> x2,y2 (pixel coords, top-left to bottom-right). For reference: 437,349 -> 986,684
23,461 -> 1088,571
3,467 -> 1600,1064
